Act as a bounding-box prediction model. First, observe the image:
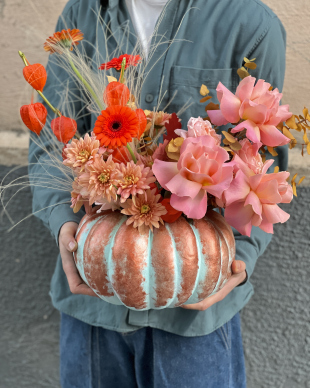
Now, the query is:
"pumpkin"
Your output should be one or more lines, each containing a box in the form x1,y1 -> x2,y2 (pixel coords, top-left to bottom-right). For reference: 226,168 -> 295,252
74,209 -> 235,310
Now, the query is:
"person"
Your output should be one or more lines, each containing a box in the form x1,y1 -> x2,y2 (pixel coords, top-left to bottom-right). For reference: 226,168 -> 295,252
29,0 -> 288,386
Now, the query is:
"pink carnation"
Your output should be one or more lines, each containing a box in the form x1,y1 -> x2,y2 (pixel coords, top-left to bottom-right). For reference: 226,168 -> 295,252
175,117 -> 222,145
152,135 -> 233,219
115,161 -> 156,202
207,76 -> 292,147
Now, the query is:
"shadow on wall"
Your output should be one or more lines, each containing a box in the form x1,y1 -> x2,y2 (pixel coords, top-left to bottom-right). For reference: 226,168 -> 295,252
0,166 -> 309,388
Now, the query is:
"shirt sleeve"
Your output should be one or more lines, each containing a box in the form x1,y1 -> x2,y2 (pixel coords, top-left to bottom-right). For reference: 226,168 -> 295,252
28,3 -> 86,245
233,15 -> 287,280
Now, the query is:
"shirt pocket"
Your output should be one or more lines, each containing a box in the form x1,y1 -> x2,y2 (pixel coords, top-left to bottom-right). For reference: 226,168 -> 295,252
168,65 -> 239,123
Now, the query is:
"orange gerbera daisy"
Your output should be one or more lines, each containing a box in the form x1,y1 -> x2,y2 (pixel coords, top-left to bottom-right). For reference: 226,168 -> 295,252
44,29 -> 84,54
93,106 -> 139,149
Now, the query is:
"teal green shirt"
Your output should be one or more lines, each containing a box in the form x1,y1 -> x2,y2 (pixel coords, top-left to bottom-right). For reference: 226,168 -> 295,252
29,0 -> 287,336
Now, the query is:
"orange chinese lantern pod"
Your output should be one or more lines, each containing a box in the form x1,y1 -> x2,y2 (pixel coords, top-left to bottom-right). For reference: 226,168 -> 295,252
111,146 -> 133,163
160,197 -> 183,223
51,116 -> 77,144
135,108 -> 147,138
20,103 -> 48,136
103,82 -> 130,106
23,64 -> 47,92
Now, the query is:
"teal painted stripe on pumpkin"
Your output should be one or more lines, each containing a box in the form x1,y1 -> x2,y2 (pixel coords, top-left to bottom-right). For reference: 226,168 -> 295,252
210,232 -> 224,296
75,216 -> 100,284
145,229 -> 153,310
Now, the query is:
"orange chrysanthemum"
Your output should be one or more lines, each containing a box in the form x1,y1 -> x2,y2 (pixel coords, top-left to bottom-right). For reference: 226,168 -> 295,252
44,29 -> 84,54
99,54 -> 141,71
93,105 -> 139,149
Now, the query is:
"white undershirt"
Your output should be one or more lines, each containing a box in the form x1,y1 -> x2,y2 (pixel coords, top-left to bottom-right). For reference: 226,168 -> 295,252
125,0 -> 168,58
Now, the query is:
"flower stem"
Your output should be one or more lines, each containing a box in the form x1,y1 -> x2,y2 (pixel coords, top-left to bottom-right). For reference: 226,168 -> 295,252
18,51 -> 61,117
68,56 -> 104,111
119,58 -> 126,84
126,143 -> 137,163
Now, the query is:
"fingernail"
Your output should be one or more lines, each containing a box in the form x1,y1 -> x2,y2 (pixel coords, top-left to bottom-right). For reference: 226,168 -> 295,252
68,241 -> 76,251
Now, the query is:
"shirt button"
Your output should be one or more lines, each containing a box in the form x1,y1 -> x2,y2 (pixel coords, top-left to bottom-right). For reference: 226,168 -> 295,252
145,94 -> 154,103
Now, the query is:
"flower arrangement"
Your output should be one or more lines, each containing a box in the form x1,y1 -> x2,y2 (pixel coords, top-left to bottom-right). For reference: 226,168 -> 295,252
18,29 -> 309,238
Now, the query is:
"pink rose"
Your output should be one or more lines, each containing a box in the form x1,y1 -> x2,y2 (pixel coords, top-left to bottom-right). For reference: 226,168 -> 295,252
223,156 -> 293,236
207,76 -> 292,147
233,139 -> 264,175
152,135 -> 233,219
175,117 -> 222,145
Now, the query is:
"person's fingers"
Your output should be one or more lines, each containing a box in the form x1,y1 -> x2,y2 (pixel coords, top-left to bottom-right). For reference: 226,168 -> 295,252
181,266 -> 247,311
59,222 -> 79,252
59,240 -> 98,297
59,222 -> 98,298
231,260 -> 246,274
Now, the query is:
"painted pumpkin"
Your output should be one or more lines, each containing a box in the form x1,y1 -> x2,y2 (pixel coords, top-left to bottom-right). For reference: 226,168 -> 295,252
74,209 -> 235,310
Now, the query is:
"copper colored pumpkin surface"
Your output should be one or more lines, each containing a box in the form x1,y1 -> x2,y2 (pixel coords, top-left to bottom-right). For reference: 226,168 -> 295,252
74,210 -> 235,310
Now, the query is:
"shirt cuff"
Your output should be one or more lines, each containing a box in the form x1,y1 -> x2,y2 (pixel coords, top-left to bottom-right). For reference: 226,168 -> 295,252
49,203 -> 84,246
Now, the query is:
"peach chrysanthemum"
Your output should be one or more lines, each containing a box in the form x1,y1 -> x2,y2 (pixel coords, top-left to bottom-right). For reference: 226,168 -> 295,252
63,133 -> 100,172
70,178 -> 85,213
81,155 -> 119,205
145,110 -> 172,127
121,189 -> 167,233
137,154 -> 154,168
44,29 -> 84,54
115,161 -> 156,202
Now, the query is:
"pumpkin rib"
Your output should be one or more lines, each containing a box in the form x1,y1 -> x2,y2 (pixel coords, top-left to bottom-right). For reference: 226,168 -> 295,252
152,224 -> 176,308
168,218 -> 199,307
183,220 -> 205,305
112,221 -> 148,309
83,214 -> 121,298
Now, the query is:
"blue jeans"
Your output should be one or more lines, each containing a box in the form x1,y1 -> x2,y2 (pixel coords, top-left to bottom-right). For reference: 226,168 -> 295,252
60,312 -> 246,388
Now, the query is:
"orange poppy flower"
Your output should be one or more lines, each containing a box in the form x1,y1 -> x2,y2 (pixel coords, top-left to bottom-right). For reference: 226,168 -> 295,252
23,64 -> 47,92
44,29 -> 84,54
135,109 -> 147,138
99,54 -> 141,71
93,105 -> 139,149
160,197 -> 183,223
51,116 -> 77,144
20,103 -> 48,136
103,82 -> 130,106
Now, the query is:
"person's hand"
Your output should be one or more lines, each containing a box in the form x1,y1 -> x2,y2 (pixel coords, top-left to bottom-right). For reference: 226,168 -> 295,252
181,260 -> 246,311
59,221 -> 98,297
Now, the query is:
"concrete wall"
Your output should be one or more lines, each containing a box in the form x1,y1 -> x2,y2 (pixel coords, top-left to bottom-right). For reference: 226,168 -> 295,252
1,0 -> 310,387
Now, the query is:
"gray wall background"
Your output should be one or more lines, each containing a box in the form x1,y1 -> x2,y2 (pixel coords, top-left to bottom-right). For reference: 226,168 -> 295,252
0,165 -> 309,388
